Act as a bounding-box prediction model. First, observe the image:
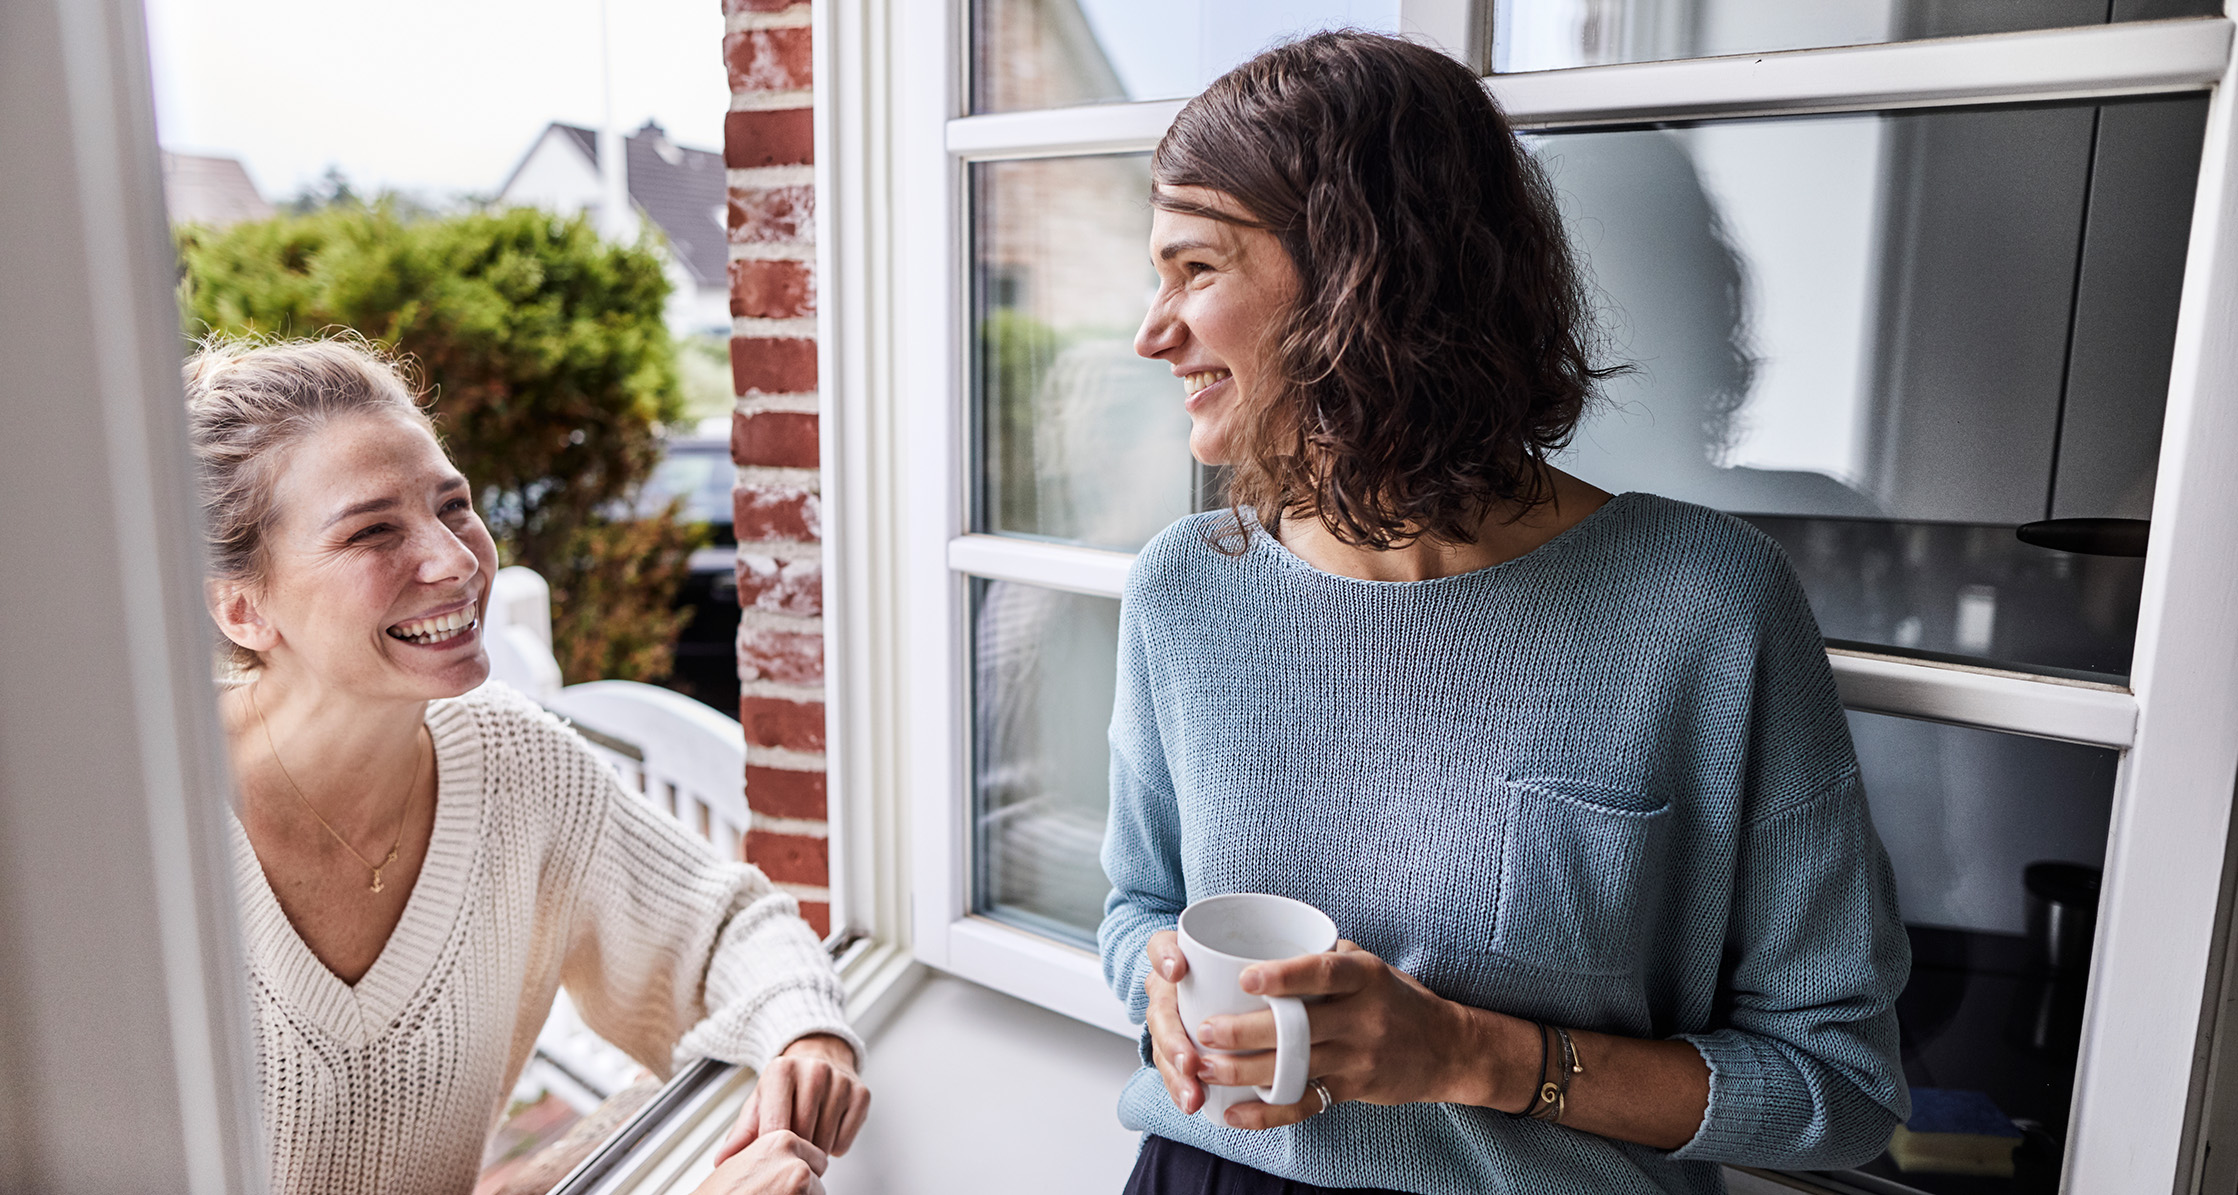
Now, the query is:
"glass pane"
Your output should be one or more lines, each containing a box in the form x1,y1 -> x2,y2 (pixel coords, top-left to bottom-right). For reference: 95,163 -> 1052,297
972,0 -> 1403,115
970,579 -> 1121,944
1542,94 -> 2206,678
1849,711 -> 2116,1193
1494,0 -> 2220,74
973,155 -> 1196,552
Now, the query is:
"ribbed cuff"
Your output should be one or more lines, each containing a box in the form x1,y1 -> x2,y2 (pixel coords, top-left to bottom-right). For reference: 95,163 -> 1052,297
1668,1029 -> 1781,1162
678,981 -> 864,1074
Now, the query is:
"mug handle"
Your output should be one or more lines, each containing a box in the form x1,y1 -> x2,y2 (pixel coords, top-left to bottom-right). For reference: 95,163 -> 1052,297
1252,994 -> 1311,1107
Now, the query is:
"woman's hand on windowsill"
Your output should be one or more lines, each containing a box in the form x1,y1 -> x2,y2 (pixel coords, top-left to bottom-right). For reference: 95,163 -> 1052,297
713,1033 -> 872,1165
691,1129 -> 827,1195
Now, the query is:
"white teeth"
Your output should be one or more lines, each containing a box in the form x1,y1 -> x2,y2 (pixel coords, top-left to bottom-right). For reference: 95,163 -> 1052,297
389,603 -> 479,644
1182,370 -> 1230,396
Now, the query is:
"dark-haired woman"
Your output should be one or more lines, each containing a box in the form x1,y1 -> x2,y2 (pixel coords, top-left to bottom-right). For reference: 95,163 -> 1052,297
1097,31 -> 1909,1195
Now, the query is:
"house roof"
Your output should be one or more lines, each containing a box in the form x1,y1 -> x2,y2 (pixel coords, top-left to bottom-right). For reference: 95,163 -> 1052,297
623,124 -> 727,290
502,121 -> 726,289
160,151 -> 273,227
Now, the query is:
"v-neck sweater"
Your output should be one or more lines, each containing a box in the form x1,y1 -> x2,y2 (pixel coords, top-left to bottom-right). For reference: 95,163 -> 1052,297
1099,495 -> 1910,1194
233,683 -> 857,1195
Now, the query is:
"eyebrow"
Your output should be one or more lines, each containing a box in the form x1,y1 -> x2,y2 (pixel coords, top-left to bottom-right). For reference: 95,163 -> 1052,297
1156,237 -> 1224,262
319,476 -> 469,531
322,497 -> 398,530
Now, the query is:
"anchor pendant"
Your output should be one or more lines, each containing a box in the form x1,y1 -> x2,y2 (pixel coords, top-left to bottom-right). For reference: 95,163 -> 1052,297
371,846 -> 399,894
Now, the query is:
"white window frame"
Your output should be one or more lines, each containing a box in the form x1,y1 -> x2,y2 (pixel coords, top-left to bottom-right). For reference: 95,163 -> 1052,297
824,2 -> 2238,1189
2,0 -> 263,1187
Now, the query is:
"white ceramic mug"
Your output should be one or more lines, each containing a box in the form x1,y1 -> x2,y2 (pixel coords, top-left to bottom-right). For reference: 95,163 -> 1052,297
1175,892 -> 1339,1124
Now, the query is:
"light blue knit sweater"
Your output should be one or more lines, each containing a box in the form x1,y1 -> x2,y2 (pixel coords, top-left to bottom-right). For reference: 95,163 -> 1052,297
1098,494 -> 1911,1195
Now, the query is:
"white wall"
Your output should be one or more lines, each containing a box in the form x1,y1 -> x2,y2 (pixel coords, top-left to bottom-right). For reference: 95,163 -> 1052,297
500,126 -> 612,227
825,972 -> 1145,1195
822,974 -> 1796,1195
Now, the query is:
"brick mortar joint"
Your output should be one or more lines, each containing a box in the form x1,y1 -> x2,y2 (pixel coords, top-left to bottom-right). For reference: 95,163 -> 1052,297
734,317 -> 818,337
725,7 -> 811,33
731,90 -> 814,112
749,813 -> 829,837
747,744 -> 827,770
728,165 -> 815,188
742,679 -> 826,702
734,393 -> 820,416
733,539 -> 822,562
741,609 -> 823,634
733,475 -> 822,497
730,242 -> 817,262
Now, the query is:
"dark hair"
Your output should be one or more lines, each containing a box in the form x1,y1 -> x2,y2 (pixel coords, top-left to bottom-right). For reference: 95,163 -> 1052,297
1153,30 -> 1620,549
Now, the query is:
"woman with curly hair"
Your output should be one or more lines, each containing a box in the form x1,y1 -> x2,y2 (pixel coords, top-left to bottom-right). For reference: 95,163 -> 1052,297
1098,31 -> 1909,1195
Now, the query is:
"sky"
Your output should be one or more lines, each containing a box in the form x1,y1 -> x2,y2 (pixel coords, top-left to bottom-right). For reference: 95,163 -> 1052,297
142,0 -> 730,203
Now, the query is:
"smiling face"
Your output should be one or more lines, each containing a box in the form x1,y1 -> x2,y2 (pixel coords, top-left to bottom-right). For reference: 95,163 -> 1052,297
1135,186 -> 1302,466
214,411 -> 497,703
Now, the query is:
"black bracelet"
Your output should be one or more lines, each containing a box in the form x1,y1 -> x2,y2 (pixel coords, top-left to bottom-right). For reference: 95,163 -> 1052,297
1506,1019 -> 1550,1118
1542,1025 -> 1584,1124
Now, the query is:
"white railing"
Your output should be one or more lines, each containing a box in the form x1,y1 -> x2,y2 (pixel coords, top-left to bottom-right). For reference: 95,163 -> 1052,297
480,566 -> 752,1110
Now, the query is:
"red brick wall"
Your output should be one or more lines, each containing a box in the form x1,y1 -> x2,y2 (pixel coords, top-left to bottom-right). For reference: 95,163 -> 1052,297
724,0 -> 829,938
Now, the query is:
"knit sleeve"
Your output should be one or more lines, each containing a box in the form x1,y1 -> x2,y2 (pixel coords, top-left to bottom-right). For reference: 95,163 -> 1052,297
1097,579 -> 1187,1031
1670,559 -> 1911,1169
560,760 -> 861,1077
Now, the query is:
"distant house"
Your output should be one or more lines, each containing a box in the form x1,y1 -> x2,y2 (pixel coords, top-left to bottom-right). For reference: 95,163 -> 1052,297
495,121 -> 730,337
160,151 -> 273,228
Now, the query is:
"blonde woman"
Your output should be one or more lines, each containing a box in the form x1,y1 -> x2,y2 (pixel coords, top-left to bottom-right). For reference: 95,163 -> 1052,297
188,337 -> 866,1195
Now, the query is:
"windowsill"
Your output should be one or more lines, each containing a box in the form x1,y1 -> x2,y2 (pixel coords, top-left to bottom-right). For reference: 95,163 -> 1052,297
546,935 -> 921,1194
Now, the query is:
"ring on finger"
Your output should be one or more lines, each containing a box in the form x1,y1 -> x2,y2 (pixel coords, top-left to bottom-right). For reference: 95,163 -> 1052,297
1310,1079 -> 1334,1116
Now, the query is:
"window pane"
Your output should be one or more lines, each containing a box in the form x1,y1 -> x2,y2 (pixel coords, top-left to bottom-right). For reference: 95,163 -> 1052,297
971,579 -> 1120,945
1494,0 -> 2219,74
1850,711 -> 2115,1193
972,0 -> 1403,115
1543,94 -> 2206,677
973,155 -> 1196,552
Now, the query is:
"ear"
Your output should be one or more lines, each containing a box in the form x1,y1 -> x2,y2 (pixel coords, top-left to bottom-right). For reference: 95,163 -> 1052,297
206,578 -> 279,655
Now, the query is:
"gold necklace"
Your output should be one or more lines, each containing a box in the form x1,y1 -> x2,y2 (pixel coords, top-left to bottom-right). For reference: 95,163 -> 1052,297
249,682 -> 422,894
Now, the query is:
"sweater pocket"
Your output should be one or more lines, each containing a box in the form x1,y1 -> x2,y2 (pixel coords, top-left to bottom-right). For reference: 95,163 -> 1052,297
1490,778 -> 1673,976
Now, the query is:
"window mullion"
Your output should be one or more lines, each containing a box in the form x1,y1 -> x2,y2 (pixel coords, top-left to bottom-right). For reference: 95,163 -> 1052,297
945,18 -> 2234,161
947,535 -> 2143,747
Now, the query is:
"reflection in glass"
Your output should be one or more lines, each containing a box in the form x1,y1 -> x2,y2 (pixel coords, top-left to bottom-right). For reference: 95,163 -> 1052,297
1850,711 -> 2116,1193
972,0 -> 1401,114
1539,95 -> 2205,676
971,580 -> 1120,945
973,156 -> 1196,552
1494,0 -> 2219,74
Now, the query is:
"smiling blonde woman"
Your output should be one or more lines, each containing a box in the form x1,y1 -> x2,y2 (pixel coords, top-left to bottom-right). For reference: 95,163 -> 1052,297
187,337 -> 865,1195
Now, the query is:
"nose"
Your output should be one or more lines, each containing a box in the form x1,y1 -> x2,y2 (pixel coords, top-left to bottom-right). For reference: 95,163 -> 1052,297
1136,287 -> 1183,361
415,519 -> 479,587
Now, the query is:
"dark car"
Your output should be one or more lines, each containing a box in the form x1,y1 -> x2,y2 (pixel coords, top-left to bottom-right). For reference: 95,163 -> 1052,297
636,432 -> 741,719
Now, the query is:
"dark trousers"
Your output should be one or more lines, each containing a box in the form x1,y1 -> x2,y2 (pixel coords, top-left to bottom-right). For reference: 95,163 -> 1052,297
1122,1135 -> 1410,1195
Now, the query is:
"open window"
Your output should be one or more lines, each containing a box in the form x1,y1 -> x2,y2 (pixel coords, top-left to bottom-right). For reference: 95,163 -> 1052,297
872,1 -> 2238,1190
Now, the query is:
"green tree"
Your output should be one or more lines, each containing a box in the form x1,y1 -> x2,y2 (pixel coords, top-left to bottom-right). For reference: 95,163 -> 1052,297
177,204 -> 706,684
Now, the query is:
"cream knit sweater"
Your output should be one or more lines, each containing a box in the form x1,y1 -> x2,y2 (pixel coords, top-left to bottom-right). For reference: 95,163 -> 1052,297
232,683 -> 859,1195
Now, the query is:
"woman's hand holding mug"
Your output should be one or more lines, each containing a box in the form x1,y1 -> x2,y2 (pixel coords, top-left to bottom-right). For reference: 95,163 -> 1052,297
1146,891 -> 1337,1124
1144,894 -> 1505,1131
